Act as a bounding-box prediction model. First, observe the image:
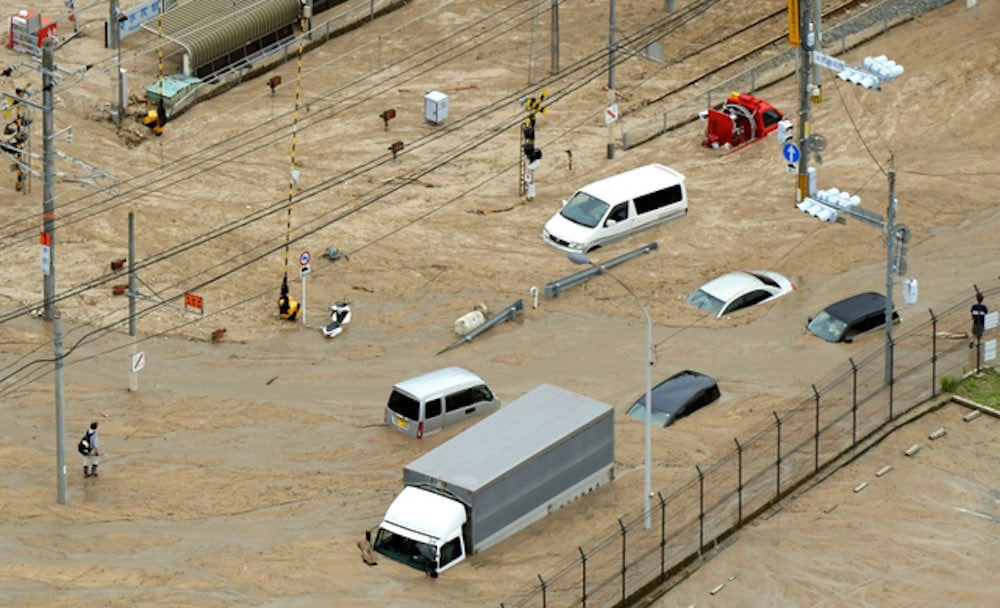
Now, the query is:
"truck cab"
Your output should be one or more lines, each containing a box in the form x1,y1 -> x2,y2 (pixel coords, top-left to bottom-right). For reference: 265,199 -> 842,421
373,486 -> 468,576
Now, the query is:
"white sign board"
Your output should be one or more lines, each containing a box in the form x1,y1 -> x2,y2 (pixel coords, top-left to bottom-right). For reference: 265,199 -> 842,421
604,103 -> 619,125
984,311 -> 998,331
107,0 -> 169,43
812,51 -> 848,73
40,244 -> 51,276
300,264 -> 311,277
131,351 -> 145,373
984,339 -> 996,362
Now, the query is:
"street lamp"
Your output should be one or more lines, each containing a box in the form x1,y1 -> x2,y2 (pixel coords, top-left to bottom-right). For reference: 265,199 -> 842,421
567,250 -> 653,529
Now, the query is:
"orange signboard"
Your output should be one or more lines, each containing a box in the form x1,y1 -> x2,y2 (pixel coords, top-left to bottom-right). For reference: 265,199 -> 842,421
788,0 -> 800,47
184,292 -> 203,311
39,231 -> 51,246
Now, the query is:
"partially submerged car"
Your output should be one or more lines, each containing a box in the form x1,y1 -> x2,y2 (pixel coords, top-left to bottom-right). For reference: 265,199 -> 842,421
625,370 -> 721,427
686,270 -> 795,318
806,291 -> 900,343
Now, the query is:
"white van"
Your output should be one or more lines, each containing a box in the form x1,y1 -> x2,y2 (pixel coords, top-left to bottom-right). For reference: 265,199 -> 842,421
384,367 -> 500,438
541,164 -> 687,253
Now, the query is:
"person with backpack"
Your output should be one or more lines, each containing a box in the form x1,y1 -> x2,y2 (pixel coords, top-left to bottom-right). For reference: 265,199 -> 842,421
79,422 -> 100,478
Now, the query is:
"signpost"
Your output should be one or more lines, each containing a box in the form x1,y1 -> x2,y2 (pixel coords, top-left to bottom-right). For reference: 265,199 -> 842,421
782,141 -> 801,173
299,251 -> 310,326
604,103 -> 619,125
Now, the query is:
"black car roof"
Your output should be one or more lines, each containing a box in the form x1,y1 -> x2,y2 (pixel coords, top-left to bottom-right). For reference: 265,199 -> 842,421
822,292 -> 890,322
639,370 -> 718,413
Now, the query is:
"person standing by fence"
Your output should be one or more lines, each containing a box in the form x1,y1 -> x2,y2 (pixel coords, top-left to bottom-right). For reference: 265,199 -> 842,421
79,422 -> 100,478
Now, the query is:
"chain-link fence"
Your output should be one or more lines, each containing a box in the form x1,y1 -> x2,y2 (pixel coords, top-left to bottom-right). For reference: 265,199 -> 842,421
499,280 -> 998,608
620,0 -> 957,151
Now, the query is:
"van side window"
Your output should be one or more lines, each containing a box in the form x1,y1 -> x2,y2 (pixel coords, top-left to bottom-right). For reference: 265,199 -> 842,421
425,398 -> 442,418
439,537 -> 462,567
606,203 -> 629,225
446,389 -> 472,412
634,184 -> 683,214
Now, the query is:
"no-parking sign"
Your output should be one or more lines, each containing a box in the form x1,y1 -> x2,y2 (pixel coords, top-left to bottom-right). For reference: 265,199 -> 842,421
299,251 -> 311,266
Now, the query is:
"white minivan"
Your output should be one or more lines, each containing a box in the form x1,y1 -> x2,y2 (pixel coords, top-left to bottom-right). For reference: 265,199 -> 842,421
384,367 -> 500,439
541,164 -> 687,253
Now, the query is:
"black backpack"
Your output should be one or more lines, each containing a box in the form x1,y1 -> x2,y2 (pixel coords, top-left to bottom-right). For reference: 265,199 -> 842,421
77,435 -> 90,455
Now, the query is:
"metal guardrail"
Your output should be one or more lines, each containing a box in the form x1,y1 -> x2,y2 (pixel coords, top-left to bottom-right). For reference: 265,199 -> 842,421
437,299 -> 524,355
543,242 -> 659,299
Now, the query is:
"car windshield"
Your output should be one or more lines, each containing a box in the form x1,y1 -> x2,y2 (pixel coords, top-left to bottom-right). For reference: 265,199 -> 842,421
626,402 -> 673,427
807,310 -> 848,342
560,192 -> 610,228
373,528 -> 438,573
387,390 -> 420,421
687,289 -> 726,317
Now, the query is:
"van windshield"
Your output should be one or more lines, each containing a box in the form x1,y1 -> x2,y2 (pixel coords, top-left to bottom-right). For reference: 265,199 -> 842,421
806,310 -> 848,342
560,192 -> 610,228
387,389 -> 420,421
374,528 -> 438,573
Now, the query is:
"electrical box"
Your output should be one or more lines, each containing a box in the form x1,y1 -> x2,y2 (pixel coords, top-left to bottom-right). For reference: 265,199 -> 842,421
903,278 -> 918,305
424,90 -> 448,124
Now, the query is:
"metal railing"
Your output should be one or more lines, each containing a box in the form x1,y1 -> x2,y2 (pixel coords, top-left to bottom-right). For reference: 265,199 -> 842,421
500,279 -> 998,608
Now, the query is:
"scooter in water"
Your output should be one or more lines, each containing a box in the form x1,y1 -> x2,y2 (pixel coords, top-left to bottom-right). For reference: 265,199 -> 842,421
322,302 -> 352,338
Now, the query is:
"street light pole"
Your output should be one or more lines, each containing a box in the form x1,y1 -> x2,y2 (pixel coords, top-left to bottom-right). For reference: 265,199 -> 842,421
568,251 -> 653,529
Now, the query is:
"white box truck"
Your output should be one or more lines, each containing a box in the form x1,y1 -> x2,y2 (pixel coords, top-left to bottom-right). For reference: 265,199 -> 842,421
373,384 -> 615,576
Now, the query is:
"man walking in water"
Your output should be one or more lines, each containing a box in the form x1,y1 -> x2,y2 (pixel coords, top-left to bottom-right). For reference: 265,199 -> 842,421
80,421 -> 100,478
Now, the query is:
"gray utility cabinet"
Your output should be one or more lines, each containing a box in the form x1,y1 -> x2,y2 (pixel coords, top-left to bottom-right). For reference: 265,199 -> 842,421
404,384 -> 615,553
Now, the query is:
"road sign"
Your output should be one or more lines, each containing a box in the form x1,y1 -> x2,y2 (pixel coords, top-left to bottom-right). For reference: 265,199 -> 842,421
604,103 -> 619,125
985,339 -> 996,362
812,51 -> 848,73
788,0 -> 800,46
782,142 -> 801,163
131,351 -> 145,373
299,251 -> 311,266
41,244 -> 51,276
300,264 -> 311,277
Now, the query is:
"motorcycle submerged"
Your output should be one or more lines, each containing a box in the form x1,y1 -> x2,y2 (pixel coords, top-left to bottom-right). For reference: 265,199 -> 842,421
322,302 -> 352,338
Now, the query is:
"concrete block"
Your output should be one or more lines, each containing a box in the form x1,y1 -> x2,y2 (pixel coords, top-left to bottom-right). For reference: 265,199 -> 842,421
905,444 -> 921,456
854,481 -> 868,493
929,428 -> 947,440
963,410 -> 982,422
710,583 -> 725,595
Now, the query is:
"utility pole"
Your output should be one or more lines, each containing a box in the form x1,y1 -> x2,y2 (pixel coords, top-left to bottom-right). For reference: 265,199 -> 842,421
795,0 -> 813,201
128,209 -> 138,392
54,313 -> 67,504
109,0 -> 122,124
550,0 -> 559,75
607,0 -> 617,159
884,166 -> 897,385
42,38 -> 56,321
811,0 -> 822,100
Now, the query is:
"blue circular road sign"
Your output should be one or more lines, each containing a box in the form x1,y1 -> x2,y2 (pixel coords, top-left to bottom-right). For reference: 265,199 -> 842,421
782,142 -> 801,163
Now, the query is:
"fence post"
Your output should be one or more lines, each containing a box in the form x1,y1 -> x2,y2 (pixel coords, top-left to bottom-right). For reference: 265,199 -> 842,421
618,519 -> 627,601
538,574 -> 547,608
734,438 -> 743,525
578,547 -> 587,608
812,384 -> 820,473
929,308 -> 937,397
662,111 -> 668,134
888,336 -> 895,420
696,465 -> 705,555
849,357 -> 858,446
658,491 -> 667,577
773,412 -> 782,498
750,67 -> 756,93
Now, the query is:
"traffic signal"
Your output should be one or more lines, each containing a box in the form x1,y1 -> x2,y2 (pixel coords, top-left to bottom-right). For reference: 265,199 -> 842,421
522,142 -> 542,162
796,187 -> 861,223
837,55 -> 903,90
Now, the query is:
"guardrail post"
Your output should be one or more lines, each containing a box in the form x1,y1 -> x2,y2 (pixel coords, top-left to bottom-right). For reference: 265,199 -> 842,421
929,308 -> 937,397
812,384 -> 820,473
849,357 -> 858,446
618,519 -> 627,601
578,547 -> 587,608
657,491 -> 667,576
696,465 -> 705,555
773,412 -> 782,498
734,438 -> 743,525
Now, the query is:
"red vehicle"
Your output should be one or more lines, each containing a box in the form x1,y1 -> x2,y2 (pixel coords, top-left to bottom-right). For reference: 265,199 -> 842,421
701,92 -> 784,150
